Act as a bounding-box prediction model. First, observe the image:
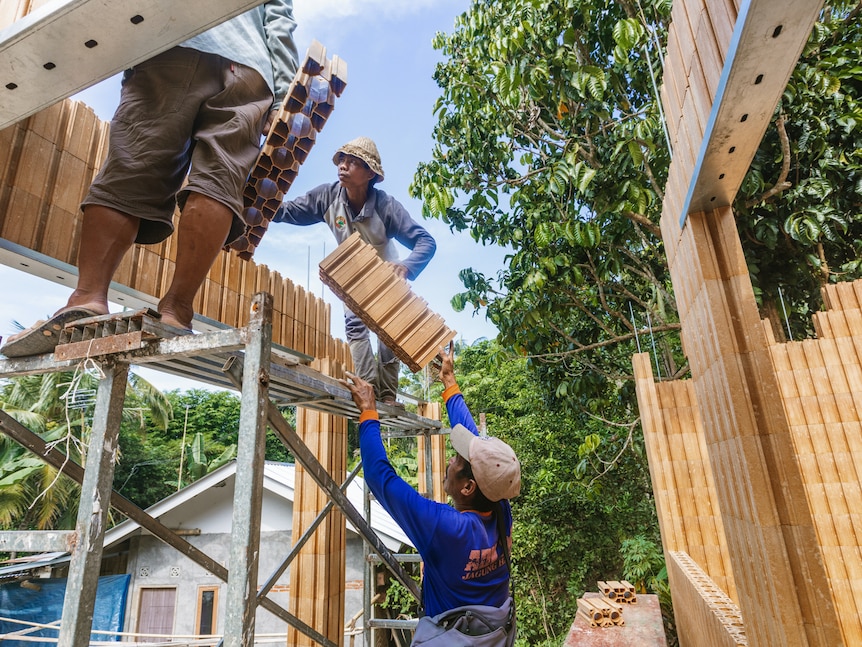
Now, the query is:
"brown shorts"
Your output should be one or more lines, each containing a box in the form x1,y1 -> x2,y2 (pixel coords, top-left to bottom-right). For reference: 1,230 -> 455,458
82,46 -> 272,245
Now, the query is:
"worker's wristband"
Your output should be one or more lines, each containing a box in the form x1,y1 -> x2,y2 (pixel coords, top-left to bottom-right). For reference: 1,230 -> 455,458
442,384 -> 461,402
359,410 -> 379,423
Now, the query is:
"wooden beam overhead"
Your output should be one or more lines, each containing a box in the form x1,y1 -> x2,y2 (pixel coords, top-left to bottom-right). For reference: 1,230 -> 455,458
0,0 -> 266,129
680,0 -> 825,226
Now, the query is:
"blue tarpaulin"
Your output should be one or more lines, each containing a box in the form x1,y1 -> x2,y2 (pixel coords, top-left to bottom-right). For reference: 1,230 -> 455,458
0,574 -> 130,645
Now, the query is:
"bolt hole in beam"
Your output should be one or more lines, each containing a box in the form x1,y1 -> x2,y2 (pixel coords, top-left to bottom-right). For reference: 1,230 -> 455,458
0,0 -> 268,128
677,0 -> 824,227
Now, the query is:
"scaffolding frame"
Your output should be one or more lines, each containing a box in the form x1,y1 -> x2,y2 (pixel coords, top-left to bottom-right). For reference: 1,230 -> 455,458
0,292 -> 442,646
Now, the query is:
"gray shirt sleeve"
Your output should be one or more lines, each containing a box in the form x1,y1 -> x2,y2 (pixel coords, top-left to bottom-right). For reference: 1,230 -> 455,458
375,191 -> 437,280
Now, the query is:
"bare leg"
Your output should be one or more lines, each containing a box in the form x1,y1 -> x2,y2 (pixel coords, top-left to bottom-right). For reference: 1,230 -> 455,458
66,204 -> 140,315
158,192 -> 233,330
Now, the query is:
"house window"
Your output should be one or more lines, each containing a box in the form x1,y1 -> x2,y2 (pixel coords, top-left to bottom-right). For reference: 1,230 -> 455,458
137,587 -> 176,643
195,586 -> 219,636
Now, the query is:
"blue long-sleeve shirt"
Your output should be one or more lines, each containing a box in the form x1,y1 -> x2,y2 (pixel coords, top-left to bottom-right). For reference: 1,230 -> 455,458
358,386 -> 512,616
275,182 -> 436,280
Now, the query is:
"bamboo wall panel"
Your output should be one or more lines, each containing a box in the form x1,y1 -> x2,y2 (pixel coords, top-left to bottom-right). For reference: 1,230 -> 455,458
319,232 -> 457,372
767,291 -> 862,646
658,207 -> 839,647
660,0 -> 737,213
634,354 -> 736,602
288,357 -> 348,646
644,0 -> 862,644
0,98 -> 353,362
667,551 -> 747,647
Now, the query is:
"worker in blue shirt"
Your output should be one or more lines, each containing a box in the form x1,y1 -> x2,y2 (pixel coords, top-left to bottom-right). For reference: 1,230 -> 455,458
277,136 -> 436,405
340,344 -> 521,621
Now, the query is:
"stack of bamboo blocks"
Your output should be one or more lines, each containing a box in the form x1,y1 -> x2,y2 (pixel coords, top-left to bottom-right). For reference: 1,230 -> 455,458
226,40 -> 347,260
577,596 -> 624,628
577,580 -> 636,628
598,580 -> 637,605
318,232 -> 456,372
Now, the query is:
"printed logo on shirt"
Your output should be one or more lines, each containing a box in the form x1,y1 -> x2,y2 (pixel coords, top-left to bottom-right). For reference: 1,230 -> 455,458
334,214 -> 348,230
462,546 -> 504,581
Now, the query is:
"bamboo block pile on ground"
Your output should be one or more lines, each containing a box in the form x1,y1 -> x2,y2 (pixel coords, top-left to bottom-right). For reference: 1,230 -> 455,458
576,595 -> 625,628
597,579 -> 637,604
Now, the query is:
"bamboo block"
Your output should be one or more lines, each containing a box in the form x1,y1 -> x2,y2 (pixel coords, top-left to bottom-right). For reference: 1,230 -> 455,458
50,150 -> 88,213
13,130 -> 55,199
27,101 -> 67,144
201,278 -> 222,321
686,52 -> 713,137
0,121 -> 25,188
705,0 -> 736,61
692,8 -> 722,101
670,0 -> 697,81
319,232 -> 456,372
293,285 -> 307,354
835,282 -> 859,311
228,41 -> 347,259
0,0 -> 28,32
62,102 -> 98,162
133,243 -> 164,298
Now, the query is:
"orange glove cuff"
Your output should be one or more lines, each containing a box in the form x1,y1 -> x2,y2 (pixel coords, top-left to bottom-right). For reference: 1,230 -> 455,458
442,384 -> 461,402
359,410 -> 379,423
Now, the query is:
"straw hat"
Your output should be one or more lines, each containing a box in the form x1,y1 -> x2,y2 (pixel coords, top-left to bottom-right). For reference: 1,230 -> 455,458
332,136 -> 385,183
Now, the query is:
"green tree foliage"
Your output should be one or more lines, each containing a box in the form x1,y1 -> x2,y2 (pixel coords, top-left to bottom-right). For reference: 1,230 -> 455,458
0,370 -> 173,528
413,0 -> 861,389
412,2 -> 861,642
734,5 -> 862,337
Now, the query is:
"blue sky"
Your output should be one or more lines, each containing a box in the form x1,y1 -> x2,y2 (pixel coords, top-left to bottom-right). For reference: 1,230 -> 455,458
1,1 -> 510,389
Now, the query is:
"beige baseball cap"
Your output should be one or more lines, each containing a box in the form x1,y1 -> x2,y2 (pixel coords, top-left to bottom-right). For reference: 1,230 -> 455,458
450,424 -> 521,502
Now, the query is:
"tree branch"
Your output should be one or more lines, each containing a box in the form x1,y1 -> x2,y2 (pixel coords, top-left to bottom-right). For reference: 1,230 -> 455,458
745,113 -> 792,208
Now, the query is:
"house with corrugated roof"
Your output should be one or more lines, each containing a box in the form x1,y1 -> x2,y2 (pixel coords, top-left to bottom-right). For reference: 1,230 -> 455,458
0,460 -> 413,643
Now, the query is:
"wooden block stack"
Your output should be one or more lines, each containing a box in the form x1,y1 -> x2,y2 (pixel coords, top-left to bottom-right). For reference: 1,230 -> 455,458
576,594 -> 624,628
227,40 -> 347,260
318,232 -> 457,372
598,580 -> 637,605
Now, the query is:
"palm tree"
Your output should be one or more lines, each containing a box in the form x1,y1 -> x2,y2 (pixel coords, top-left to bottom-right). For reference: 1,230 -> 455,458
0,368 -> 173,530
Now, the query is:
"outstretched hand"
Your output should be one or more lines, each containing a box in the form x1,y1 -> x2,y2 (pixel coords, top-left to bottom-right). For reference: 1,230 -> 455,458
339,372 -> 378,412
438,343 -> 456,389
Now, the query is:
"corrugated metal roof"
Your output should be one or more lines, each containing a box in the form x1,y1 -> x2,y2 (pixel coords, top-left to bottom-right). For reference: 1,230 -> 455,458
0,460 -> 413,577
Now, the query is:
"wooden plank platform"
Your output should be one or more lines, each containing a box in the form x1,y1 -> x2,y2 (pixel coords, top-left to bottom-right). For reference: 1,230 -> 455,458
0,0 -> 265,129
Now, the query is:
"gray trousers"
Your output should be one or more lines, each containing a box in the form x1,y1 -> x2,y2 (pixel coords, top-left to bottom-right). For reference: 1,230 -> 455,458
345,309 -> 399,402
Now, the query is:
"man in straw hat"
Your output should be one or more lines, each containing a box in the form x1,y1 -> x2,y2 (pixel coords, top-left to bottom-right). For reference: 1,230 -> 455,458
276,136 -> 436,405
340,343 -> 520,639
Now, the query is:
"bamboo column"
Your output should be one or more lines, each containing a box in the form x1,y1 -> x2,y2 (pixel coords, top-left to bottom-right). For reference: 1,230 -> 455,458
287,357 -> 348,646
